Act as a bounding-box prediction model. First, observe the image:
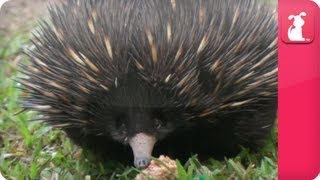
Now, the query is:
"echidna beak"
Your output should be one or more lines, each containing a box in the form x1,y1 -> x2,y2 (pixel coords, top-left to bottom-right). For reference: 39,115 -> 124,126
129,133 -> 156,169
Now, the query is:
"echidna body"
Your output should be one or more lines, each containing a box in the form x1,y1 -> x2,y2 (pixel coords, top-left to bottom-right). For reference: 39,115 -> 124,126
21,0 -> 277,169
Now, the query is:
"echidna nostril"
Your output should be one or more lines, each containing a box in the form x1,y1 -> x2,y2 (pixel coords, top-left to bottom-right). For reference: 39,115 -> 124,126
134,157 -> 151,169
139,160 -> 145,166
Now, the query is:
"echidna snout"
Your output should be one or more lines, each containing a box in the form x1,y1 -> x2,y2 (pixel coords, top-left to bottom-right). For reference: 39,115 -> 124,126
129,133 -> 156,169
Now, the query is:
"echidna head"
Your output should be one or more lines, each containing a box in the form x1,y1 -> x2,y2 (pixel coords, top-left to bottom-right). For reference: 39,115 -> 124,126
89,72 -> 188,168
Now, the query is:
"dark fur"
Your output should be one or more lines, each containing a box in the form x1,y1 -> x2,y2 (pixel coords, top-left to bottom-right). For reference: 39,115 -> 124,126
20,0 -> 277,165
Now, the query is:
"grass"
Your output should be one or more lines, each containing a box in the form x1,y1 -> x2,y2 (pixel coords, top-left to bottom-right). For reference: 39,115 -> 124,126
0,31 -> 278,180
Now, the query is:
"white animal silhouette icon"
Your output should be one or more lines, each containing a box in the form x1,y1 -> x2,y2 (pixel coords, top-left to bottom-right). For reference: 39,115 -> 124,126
0,0 -> 10,10
312,0 -> 320,8
314,173 -> 320,180
288,12 -> 307,41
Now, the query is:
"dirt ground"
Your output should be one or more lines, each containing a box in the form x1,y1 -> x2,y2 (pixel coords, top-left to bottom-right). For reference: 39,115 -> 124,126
0,0 -> 277,41
0,0 -> 62,37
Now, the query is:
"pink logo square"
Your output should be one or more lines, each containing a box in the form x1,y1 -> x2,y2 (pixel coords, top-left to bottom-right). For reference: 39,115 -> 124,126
281,1 -> 316,44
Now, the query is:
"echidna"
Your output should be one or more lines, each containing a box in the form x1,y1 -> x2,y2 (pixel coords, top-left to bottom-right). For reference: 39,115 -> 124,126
20,0 -> 277,169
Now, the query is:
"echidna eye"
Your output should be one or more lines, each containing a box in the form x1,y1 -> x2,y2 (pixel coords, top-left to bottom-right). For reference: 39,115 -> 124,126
115,114 -> 126,129
155,119 -> 164,129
